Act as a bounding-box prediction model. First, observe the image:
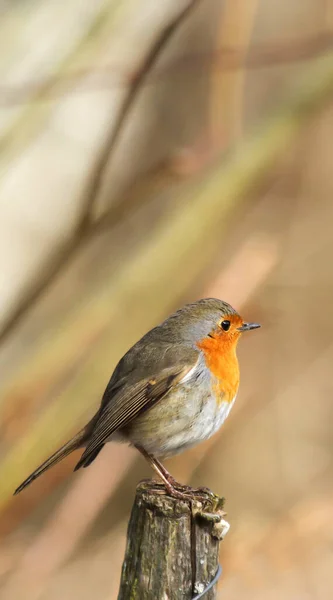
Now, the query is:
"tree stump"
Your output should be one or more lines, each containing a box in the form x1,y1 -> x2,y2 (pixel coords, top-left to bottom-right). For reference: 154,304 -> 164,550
118,480 -> 229,600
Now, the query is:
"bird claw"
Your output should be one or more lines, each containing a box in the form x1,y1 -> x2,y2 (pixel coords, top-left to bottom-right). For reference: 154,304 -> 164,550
164,482 -> 223,507
143,479 -> 228,537
162,482 -> 208,503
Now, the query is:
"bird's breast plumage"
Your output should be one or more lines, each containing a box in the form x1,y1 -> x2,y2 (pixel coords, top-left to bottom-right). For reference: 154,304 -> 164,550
120,340 -> 239,458
196,333 -> 240,403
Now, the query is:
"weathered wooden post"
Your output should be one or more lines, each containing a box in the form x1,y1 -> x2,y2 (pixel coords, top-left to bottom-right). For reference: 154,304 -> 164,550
118,481 -> 229,600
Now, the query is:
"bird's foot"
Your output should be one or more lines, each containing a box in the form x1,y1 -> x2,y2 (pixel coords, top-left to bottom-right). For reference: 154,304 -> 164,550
164,482 -> 229,538
164,477 -> 193,492
163,480 -> 218,504
168,480 -> 216,499
164,481 -> 207,502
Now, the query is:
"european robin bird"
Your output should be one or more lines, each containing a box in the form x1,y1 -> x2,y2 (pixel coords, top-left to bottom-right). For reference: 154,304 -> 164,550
14,298 -> 260,499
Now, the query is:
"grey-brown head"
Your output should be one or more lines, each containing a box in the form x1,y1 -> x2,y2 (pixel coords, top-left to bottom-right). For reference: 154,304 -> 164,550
154,298 -> 260,346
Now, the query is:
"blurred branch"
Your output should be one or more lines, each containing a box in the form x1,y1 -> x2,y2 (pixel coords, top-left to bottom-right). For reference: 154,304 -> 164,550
0,0 -> 202,341
78,0 -> 203,231
0,0 -> 119,159
210,0 -> 259,143
0,32 -> 333,106
2,52 -> 333,515
1,37 -> 333,345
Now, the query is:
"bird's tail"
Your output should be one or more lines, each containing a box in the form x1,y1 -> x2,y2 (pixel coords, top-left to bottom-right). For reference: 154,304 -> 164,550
14,427 -> 88,495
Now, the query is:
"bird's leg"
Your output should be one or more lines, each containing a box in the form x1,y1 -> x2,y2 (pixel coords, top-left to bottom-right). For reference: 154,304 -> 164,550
135,447 -> 190,488
153,459 -> 218,502
150,457 -> 217,498
152,456 -> 198,492
151,456 -> 178,486
135,445 -> 201,501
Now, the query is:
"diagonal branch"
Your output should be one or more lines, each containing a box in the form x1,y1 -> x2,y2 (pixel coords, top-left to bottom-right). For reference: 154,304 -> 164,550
0,0 -> 203,343
77,0 -> 203,232
1,32 -> 333,106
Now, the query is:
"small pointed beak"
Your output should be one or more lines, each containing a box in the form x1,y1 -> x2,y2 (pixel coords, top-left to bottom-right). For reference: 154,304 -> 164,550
237,322 -> 261,332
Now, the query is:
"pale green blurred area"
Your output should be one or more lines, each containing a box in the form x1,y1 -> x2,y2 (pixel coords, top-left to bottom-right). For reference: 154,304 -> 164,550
0,0 -> 333,599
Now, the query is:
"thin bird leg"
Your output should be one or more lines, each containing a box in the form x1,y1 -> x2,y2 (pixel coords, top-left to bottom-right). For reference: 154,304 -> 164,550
152,456 -> 196,492
150,456 -> 177,484
135,445 -> 197,501
135,446 -> 188,487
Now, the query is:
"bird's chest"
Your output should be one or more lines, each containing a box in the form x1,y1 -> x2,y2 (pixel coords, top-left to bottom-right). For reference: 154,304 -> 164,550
187,337 -> 240,439
197,335 -> 240,405
184,382 -> 237,443
123,341 -> 240,457
163,345 -> 239,446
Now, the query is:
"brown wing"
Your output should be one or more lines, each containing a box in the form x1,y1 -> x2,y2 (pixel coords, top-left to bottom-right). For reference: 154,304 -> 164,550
74,362 -> 196,470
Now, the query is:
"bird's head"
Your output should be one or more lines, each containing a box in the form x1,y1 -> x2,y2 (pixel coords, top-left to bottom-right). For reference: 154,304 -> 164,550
164,298 -> 260,348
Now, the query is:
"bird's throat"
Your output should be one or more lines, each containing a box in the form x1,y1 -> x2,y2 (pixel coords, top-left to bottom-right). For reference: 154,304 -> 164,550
197,335 -> 240,404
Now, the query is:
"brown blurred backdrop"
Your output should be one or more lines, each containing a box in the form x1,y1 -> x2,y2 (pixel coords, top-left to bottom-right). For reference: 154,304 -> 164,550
0,0 -> 333,598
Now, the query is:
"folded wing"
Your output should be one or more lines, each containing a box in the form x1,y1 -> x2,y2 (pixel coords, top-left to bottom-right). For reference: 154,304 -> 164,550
74,360 -> 197,470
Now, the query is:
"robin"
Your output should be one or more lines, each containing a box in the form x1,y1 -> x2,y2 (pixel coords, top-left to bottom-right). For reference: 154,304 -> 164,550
14,298 -> 260,499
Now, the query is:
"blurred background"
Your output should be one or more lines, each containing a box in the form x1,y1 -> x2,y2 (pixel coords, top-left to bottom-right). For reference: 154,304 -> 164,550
0,0 -> 333,598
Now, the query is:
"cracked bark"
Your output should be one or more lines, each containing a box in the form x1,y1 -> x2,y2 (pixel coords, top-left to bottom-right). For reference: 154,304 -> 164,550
118,480 -> 226,600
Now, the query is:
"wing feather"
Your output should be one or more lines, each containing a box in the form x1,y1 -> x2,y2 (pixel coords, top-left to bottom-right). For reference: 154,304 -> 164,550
75,362 -> 196,470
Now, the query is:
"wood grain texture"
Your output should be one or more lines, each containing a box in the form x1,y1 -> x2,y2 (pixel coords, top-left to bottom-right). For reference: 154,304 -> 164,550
118,480 -> 226,600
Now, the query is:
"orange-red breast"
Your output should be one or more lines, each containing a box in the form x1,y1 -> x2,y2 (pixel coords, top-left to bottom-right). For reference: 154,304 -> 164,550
14,298 -> 260,499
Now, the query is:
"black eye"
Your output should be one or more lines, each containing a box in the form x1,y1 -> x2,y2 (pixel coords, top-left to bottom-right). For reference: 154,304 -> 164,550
221,319 -> 231,331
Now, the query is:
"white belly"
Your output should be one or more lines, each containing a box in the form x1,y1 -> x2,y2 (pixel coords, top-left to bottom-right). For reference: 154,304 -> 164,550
120,384 -> 237,458
155,395 -> 237,457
